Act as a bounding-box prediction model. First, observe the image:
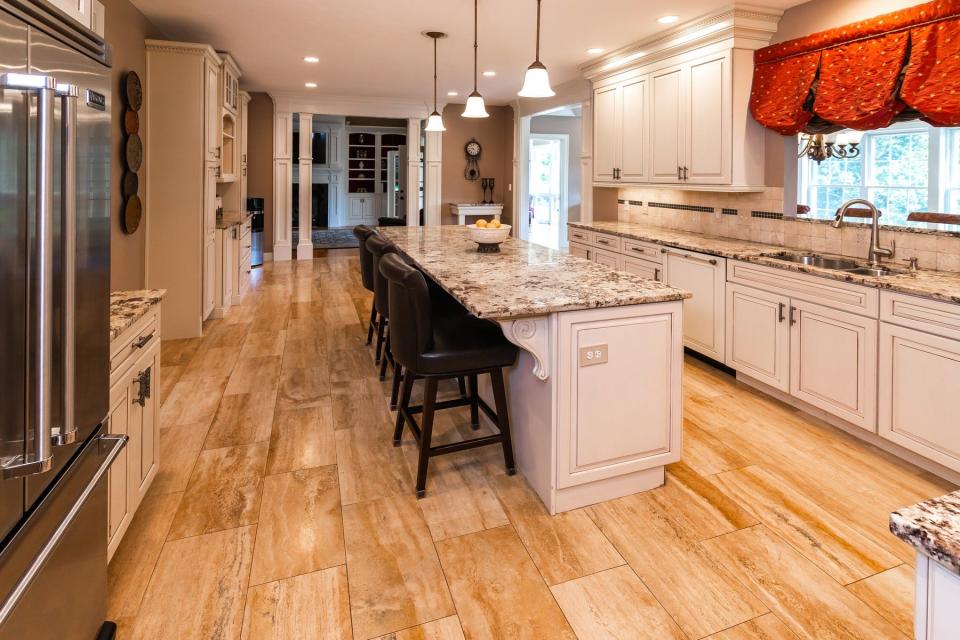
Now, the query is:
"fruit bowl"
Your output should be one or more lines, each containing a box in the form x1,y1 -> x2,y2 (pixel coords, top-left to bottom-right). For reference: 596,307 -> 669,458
466,223 -> 511,252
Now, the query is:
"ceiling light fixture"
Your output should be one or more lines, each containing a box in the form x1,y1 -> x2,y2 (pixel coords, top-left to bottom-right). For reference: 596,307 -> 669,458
447,91 -> 459,96
518,0 -> 555,98
658,15 -> 679,24
303,56 -> 319,63
463,0 -> 489,118
587,47 -> 604,55
304,82 -> 317,88
483,70 -> 497,77
424,31 -> 447,132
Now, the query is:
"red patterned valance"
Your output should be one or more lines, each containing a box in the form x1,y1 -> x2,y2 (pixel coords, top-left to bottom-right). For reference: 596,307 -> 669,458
751,0 -> 960,135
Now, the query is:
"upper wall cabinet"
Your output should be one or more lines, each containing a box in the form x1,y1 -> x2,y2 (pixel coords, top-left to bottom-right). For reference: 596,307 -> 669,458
584,7 -> 781,192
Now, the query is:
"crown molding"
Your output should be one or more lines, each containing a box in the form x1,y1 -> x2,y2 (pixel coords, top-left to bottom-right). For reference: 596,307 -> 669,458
145,39 -> 221,66
270,92 -> 432,119
580,3 -> 783,81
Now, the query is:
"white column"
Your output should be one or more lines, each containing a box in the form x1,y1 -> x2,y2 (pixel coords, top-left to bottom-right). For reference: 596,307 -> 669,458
273,110 -> 294,261
580,97 -> 594,224
406,118 -> 422,226
424,126 -> 443,227
297,113 -> 314,260
515,114 -> 531,239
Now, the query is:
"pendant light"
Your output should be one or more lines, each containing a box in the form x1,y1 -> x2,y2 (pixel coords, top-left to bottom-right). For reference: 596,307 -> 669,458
462,0 -> 489,118
424,32 -> 447,132
519,0 -> 555,97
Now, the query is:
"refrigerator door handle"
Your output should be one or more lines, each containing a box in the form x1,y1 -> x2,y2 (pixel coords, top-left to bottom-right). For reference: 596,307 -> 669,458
0,435 -> 127,627
53,84 -> 79,447
0,73 -> 58,478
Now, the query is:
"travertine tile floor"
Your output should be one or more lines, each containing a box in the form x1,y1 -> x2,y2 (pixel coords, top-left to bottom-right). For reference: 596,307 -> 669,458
109,251 -> 956,639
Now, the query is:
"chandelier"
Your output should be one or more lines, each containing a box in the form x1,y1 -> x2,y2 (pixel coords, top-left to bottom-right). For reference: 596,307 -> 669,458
799,132 -> 863,164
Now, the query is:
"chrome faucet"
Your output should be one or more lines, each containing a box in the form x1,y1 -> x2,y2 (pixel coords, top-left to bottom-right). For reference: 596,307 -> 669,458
833,199 -> 895,267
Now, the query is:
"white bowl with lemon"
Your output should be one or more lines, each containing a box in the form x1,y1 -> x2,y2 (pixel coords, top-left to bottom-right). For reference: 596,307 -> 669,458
466,219 -> 511,252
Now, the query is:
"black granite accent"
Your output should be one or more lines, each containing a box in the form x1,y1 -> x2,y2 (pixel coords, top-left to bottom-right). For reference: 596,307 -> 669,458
721,208 -> 739,216
649,202 -> 714,213
751,210 -> 784,220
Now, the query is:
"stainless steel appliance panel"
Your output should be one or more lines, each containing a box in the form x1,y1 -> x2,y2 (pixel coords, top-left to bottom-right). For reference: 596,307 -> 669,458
0,7 -> 30,542
26,27 -> 111,503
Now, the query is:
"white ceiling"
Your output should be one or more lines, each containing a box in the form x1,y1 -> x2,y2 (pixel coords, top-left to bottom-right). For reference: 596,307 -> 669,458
131,0 -> 805,105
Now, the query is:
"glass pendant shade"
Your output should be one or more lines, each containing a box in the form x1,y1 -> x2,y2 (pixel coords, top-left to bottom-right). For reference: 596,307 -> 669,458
463,92 -> 489,118
425,111 -> 446,131
518,61 -> 555,97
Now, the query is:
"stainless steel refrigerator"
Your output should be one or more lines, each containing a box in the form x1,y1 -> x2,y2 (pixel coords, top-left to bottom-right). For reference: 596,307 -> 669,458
0,1 -> 126,638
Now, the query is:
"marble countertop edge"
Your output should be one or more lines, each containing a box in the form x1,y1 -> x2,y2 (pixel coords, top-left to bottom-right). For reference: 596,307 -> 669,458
110,289 -> 166,341
890,491 -> 960,574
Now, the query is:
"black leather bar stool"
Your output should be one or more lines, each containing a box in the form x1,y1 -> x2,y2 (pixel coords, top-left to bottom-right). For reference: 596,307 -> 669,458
352,225 -> 378,345
379,252 -> 518,498
365,234 -> 396,370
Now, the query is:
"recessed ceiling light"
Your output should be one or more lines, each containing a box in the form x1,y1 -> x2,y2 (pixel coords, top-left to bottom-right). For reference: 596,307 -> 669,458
658,15 -> 679,24
482,70 -> 496,77
304,82 -> 317,88
303,56 -> 319,63
447,91 -> 459,96
587,47 -> 604,55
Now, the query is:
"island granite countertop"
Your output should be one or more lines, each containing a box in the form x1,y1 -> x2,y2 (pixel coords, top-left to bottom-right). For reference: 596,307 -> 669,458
379,226 -> 689,320
110,290 -> 165,340
891,491 -> 960,574
216,212 -> 250,230
570,221 -> 960,305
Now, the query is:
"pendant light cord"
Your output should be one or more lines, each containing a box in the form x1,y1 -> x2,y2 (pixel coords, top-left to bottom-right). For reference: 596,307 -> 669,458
473,0 -> 479,91
433,35 -> 438,111
535,0 -> 542,62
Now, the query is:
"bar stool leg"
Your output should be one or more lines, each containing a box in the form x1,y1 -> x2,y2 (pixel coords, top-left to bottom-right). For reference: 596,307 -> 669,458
490,368 -> 516,475
394,370 -> 415,446
468,374 -> 480,430
390,362 -> 403,410
416,377 -> 439,498
374,316 -> 386,364
457,376 -> 467,398
366,303 -> 377,345
379,333 -> 391,381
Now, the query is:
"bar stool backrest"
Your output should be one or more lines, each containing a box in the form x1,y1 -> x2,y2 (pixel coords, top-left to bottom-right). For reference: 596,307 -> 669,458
365,234 -> 399,318
352,225 -> 377,293
378,252 -> 434,370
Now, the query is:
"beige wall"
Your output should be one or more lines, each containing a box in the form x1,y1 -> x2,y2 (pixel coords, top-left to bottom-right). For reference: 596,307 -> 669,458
246,92 -> 274,251
530,115 -> 582,223
102,0 -> 162,291
762,0 -> 923,188
440,103 -> 514,225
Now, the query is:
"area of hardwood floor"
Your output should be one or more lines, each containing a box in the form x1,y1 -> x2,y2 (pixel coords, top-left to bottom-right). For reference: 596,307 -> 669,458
110,252 -> 956,639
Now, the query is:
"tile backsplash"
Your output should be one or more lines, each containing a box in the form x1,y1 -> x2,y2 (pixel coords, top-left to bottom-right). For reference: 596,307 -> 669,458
615,186 -> 960,273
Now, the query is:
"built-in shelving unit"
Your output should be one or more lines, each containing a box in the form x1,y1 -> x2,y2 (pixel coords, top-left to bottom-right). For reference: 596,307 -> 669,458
348,133 -> 376,194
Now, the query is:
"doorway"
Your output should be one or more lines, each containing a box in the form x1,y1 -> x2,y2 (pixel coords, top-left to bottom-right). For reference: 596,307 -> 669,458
527,133 -> 569,250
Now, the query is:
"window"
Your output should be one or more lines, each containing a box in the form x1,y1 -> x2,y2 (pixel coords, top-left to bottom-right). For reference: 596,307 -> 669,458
798,122 -> 960,229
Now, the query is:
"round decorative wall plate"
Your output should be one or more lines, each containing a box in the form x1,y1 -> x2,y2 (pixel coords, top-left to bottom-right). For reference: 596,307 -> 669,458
122,171 -> 139,199
125,133 -> 143,172
123,194 -> 142,234
124,109 -> 140,135
125,71 -> 143,111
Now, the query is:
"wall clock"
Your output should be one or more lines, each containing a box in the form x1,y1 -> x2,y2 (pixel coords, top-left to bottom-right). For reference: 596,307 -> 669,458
464,138 -> 481,181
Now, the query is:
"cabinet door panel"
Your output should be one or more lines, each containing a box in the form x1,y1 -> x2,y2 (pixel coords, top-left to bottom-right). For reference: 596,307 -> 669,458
879,323 -> 960,472
685,52 -> 730,184
790,301 -> 877,431
568,242 -> 591,260
664,251 -> 726,361
107,376 -> 130,553
620,77 -> 647,182
593,85 -> 619,182
623,257 -> 660,281
726,284 -> 789,392
205,62 -> 221,163
649,65 -> 684,183
593,247 -> 623,271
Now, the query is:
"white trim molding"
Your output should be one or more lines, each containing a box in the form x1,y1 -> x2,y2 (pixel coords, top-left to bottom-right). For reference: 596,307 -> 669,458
499,317 -> 552,381
270,93 -> 432,120
296,113 -> 314,260
273,107 -> 294,262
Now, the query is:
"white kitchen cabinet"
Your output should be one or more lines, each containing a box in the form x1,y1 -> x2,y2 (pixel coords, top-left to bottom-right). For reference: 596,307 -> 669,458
649,64 -> 685,183
568,241 -> 592,261
592,76 -> 647,183
915,553 -> 960,640
593,85 -> 619,182
623,256 -> 661,281
790,299 -> 878,432
726,283 -> 789,392
236,219 -> 252,303
214,227 -> 235,318
205,58 -> 221,166
684,51 -> 730,184
593,247 -> 624,271
202,164 -> 218,320
663,248 -> 726,361
107,302 -> 162,561
348,195 -> 375,223
879,322 -> 960,472
47,0 -> 91,29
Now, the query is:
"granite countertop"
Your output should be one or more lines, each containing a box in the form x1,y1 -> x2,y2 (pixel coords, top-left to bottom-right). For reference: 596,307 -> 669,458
216,212 -> 250,229
570,221 -> 960,305
890,491 -> 960,574
110,290 -> 165,340
378,226 -> 689,320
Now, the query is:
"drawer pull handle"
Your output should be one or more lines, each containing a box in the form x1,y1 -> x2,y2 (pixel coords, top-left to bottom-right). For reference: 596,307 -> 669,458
597,239 -> 610,245
630,247 -> 647,254
133,332 -> 154,349
654,268 -> 661,281
662,249 -> 719,266
778,302 -> 786,323
789,306 -> 798,326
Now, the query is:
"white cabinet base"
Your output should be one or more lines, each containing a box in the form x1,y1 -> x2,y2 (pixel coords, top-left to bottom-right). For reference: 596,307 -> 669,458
915,552 -> 960,640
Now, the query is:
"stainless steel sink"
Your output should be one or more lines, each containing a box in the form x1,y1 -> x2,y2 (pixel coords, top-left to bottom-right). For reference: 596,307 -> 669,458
761,252 -> 861,271
844,266 -> 903,277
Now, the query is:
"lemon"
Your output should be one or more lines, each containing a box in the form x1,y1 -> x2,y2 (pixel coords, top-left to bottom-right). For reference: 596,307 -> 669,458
476,219 -> 488,228
491,220 -> 502,229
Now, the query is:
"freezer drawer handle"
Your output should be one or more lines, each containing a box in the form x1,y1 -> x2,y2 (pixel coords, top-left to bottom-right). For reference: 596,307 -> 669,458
0,73 -> 58,477
54,83 -> 79,447
133,332 -> 155,349
0,435 -> 128,627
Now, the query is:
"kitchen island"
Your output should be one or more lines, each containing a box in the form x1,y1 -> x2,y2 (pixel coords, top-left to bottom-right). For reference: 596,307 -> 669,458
379,226 -> 690,513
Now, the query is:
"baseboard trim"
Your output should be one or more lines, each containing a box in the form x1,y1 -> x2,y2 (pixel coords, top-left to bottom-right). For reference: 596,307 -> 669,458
736,372 -> 960,486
